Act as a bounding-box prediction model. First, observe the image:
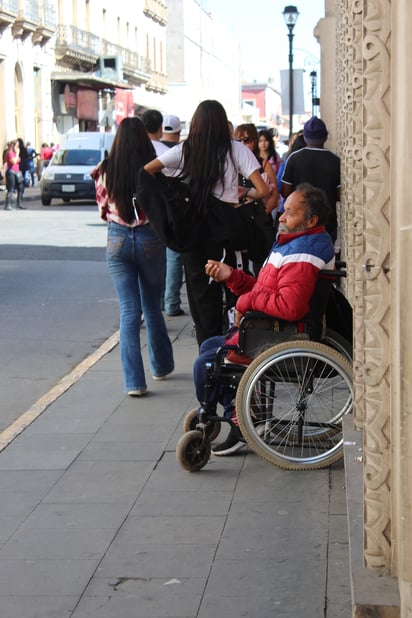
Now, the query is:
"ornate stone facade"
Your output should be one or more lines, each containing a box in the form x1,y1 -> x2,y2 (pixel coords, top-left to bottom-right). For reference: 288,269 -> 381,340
329,0 -> 412,612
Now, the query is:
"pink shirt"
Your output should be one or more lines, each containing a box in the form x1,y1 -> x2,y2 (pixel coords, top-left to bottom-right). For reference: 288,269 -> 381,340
5,149 -> 20,172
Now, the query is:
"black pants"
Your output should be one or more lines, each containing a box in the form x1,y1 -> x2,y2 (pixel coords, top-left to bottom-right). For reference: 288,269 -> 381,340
183,242 -> 237,347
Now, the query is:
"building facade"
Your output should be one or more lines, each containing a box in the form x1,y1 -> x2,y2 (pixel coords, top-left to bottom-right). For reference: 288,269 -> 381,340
0,0 -> 244,152
317,0 -> 412,614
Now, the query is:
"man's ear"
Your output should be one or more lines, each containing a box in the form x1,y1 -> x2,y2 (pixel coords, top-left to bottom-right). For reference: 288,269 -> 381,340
306,214 -> 319,229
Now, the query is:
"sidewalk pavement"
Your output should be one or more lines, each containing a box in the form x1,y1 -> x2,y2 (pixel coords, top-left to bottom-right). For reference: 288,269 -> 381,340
0,313 -> 351,618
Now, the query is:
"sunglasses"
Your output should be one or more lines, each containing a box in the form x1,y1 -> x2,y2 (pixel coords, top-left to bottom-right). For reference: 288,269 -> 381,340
236,137 -> 253,144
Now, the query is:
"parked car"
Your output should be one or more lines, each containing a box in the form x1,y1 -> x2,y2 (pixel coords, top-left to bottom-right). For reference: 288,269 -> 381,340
40,132 -> 115,206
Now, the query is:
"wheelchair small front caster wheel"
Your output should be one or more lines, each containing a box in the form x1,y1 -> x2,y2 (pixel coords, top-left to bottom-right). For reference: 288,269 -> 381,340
176,430 -> 211,472
183,407 -> 221,442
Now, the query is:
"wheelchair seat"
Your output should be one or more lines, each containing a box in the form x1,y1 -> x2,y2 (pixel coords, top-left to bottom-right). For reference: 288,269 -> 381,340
238,269 -> 340,359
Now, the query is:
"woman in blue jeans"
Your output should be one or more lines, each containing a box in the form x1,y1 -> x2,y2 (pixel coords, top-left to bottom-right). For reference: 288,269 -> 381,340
93,118 -> 174,396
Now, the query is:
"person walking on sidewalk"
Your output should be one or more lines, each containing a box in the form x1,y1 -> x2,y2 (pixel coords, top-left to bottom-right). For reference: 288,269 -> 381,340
193,184 -> 335,455
144,99 -> 270,346
93,117 -> 174,397
160,114 -> 185,317
3,140 -> 25,210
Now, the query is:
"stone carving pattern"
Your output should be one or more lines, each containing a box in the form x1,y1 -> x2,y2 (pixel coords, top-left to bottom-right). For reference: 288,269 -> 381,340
361,0 -> 392,571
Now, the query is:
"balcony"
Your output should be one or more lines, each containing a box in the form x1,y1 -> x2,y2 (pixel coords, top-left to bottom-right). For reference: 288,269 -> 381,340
55,24 -> 100,68
0,0 -> 17,33
12,0 -> 40,39
100,41 -> 151,86
32,2 -> 56,45
143,0 -> 167,26
145,70 -> 168,94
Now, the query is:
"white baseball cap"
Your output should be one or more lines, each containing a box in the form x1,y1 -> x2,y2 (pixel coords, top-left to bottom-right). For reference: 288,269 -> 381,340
163,115 -> 181,133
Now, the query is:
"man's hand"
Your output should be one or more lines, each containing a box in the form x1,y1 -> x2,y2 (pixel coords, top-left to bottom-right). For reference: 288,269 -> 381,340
205,260 -> 233,282
234,309 -> 243,327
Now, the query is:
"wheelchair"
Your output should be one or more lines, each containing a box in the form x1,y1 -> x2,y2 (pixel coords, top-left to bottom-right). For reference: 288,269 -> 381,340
176,264 -> 353,472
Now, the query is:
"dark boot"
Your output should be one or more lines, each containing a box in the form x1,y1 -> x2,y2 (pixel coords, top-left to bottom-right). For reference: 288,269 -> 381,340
16,191 -> 26,209
4,193 -> 13,210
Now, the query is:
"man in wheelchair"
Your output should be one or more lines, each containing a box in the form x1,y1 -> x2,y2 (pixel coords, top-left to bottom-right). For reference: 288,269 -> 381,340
194,183 -> 336,456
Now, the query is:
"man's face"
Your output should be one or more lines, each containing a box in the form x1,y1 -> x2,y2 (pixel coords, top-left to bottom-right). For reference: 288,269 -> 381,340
278,191 -> 316,234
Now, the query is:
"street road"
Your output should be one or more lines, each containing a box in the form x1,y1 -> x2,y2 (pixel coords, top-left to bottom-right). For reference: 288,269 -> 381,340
0,188 -> 119,432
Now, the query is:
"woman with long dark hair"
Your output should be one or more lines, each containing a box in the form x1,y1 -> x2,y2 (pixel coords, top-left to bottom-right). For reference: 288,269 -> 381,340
144,100 -> 270,345
93,117 -> 174,396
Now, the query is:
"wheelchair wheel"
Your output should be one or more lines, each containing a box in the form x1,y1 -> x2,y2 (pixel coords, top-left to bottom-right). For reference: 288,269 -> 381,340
176,430 -> 211,472
183,408 -> 221,442
235,340 -> 353,471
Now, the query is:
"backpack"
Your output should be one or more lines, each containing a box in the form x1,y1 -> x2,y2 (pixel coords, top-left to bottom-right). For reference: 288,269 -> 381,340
135,167 -> 269,263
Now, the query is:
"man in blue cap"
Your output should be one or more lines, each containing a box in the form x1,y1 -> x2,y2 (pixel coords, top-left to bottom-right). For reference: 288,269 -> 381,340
280,116 -> 341,243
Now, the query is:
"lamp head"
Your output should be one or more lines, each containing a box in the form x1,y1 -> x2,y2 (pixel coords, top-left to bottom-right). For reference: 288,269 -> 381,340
283,5 -> 299,30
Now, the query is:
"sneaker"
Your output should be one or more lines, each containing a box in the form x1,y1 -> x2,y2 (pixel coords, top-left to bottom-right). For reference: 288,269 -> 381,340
152,371 -> 173,381
128,388 -> 147,397
166,308 -> 185,317
212,426 -> 246,456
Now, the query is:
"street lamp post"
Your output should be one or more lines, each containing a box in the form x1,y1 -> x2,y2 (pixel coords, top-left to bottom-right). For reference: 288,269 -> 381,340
282,5 -> 299,140
310,70 -> 317,116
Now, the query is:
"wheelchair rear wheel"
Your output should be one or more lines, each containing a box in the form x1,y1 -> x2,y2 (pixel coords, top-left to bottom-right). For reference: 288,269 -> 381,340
176,430 -> 211,472
183,407 -> 221,442
235,340 -> 353,471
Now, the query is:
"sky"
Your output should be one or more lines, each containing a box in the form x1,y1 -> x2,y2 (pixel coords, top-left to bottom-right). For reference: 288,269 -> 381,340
203,0 -> 324,103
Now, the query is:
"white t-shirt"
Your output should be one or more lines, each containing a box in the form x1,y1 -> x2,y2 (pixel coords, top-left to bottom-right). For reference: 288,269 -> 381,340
151,140 -> 169,156
157,140 -> 260,203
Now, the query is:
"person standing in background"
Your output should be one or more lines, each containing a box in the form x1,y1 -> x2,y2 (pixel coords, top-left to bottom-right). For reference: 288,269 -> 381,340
141,109 -> 169,156
92,117 -> 174,397
26,142 -> 39,186
144,99 -> 270,346
281,116 -> 341,243
4,140 -> 25,210
160,114 -> 185,317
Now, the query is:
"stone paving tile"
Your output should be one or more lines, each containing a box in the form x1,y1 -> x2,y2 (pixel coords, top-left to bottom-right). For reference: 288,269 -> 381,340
197,592 -> 323,618
111,514 -> 226,546
0,527 -> 117,560
15,501 -> 130,530
0,595 -> 76,618
42,460 -> 154,505
0,558 -> 98,596
144,450 -> 244,492
96,543 -> 216,579
204,557 -> 326,615
24,404 -> 116,435
76,439 -> 166,462
129,489 -> 234,517
72,576 -> 204,618
0,433 -> 94,471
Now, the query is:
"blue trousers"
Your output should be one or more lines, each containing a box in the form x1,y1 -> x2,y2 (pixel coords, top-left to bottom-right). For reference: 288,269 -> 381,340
106,221 -> 174,392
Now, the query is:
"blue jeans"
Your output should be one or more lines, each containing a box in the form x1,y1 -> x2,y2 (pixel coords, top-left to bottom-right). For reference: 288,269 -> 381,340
193,335 -> 234,417
106,221 -> 174,392
164,248 -> 184,314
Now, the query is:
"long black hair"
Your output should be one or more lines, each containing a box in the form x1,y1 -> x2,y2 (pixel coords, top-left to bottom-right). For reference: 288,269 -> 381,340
180,100 -> 233,211
99,117 -> 156,223
258,129 -> 277,162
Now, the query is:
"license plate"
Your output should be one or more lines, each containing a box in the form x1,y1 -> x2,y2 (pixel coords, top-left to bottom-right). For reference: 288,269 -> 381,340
62,184 -> 75,192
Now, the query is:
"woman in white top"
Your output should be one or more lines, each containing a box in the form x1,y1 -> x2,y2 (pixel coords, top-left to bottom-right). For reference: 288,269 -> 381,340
144,99 -> 269,346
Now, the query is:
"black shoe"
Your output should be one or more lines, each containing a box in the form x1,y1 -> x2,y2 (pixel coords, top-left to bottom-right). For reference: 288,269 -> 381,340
212,426 -> 246,456
166,308 -> 185,317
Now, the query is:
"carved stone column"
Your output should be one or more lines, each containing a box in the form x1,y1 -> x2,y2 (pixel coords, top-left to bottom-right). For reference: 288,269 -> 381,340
360,0 -> 392,572
391,0 -> 412,609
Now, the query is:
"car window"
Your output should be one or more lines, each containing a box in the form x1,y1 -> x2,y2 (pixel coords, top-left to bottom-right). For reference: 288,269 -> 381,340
52,149 -> 101,166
